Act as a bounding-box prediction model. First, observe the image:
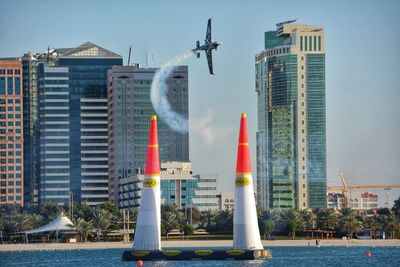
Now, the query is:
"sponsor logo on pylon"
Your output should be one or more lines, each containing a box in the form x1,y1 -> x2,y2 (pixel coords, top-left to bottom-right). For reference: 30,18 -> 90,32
235,177 -> 251,186
143,178 -> 159,187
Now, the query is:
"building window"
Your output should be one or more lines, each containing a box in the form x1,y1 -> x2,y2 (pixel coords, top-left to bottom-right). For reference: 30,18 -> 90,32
7,70 -> 13,75
7,77 -> 13,95
15,77 -> 20,95
309,36 -> 312,51
300,36 -> 303,51
0,77 -> 5,95
305,36 -> 308,51
318,36 -> 321,51
314,36 -> 317,51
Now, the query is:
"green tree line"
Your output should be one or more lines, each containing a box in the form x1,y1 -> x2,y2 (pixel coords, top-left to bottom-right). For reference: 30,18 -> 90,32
1,197 -> 400,243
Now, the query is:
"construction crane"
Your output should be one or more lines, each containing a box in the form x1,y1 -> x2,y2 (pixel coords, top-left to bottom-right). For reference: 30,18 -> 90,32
327,171 -> 400,208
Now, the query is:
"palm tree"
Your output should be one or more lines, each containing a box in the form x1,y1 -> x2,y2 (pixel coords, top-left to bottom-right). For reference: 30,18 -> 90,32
29,214 -> 44,229
73,217 -> 94,242
316,209 -> 339,230
393,196 -> 400,218
300,209 -> 317,230
92,208 -> 113,241
214,209 -> 233,233
382,215 -> 400,239
285,210 -> 305,239
258,209 -> 278,239
39,202 -> 63,223
342,217 -> 363,239
363,216 -> 381,239
340,208 -> 356,220
161,210 -> 179,234
259,219 -> 275,239
15,212 -> 33,232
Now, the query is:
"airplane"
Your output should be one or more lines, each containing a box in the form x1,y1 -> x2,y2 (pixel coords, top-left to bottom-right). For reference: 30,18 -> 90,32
193,18 -> 221,75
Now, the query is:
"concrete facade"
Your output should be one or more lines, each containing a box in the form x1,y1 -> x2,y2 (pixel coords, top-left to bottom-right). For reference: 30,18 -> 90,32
0,59 -> 24,206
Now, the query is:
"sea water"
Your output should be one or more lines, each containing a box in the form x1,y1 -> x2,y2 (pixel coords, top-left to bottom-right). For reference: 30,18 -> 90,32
1,247 -> 399,267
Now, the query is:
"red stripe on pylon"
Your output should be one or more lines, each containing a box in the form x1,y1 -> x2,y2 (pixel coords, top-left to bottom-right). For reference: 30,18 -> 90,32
145,115 -> 160,176
236,113 -> 252,174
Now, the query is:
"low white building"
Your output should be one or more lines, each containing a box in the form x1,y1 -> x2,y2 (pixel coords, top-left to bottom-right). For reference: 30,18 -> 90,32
219,192 -> 234,210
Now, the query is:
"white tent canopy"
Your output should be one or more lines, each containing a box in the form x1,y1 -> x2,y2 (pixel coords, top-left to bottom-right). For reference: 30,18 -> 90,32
24,211 -> 75,235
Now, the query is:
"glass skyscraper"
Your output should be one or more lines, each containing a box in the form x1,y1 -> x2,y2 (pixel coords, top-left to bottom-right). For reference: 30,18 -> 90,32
36,42 -> 122,205
22,51 -> 60,205
107,65 -> 189,208
255,21 -> 326,210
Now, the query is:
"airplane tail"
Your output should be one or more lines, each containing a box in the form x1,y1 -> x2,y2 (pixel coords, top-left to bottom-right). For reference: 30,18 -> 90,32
196,40 -> 200,49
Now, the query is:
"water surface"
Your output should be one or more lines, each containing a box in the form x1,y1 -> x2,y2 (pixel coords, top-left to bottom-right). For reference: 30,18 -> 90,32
1,246 -> 399,266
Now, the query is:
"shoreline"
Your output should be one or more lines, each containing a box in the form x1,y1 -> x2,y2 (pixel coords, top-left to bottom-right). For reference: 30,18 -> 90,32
1,239 -> 399,252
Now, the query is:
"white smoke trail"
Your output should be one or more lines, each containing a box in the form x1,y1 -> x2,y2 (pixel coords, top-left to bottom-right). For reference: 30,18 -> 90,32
150,50 -> 196,133
191,109 -> 215,145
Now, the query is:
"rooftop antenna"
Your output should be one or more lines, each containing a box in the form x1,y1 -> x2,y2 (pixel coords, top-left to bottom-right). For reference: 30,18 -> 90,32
47,46 -> 50,64
152,54 -> 156,67
146,51 -> 149,69
127,46 -> 132,66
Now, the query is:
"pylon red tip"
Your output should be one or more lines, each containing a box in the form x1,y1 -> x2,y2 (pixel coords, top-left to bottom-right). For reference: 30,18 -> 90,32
236,113 -> 251,174
145,115 -> 160,175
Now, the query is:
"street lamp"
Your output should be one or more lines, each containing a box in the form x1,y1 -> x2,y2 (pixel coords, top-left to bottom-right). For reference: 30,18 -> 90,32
69,191 -> 74,219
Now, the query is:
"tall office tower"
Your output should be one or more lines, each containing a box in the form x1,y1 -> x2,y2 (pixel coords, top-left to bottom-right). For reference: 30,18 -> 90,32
107,65 -> 189,208
255,21 -> 326,209
37,42 -> 122,205
0,59 -> 24,206
22,51 -> 60,205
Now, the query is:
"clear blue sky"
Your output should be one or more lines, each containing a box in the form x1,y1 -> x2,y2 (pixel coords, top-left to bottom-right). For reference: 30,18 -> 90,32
1,0 -> 399,206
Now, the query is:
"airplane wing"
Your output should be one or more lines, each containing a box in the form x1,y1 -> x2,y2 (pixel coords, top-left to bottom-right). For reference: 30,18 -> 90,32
205,18 -> 212,43
206,50 -> 214,75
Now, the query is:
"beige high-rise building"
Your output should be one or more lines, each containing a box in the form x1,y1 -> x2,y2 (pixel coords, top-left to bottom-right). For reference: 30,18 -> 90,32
256,20 -> 326,210
0,59 -> 24,206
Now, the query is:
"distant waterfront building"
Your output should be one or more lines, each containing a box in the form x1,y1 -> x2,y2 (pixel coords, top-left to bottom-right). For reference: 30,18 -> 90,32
349,192 -> 379,210
255,21 -> 326,210
36,42 -> 122,205
159,162 -> 219,211
118,162 -> 219,211
107,66 -> 189,208
22,51 -> 59,205
327,193 -> 343,210
218,191 -> 234,210
0,59 -> 24,206
118,162 -> 220,210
